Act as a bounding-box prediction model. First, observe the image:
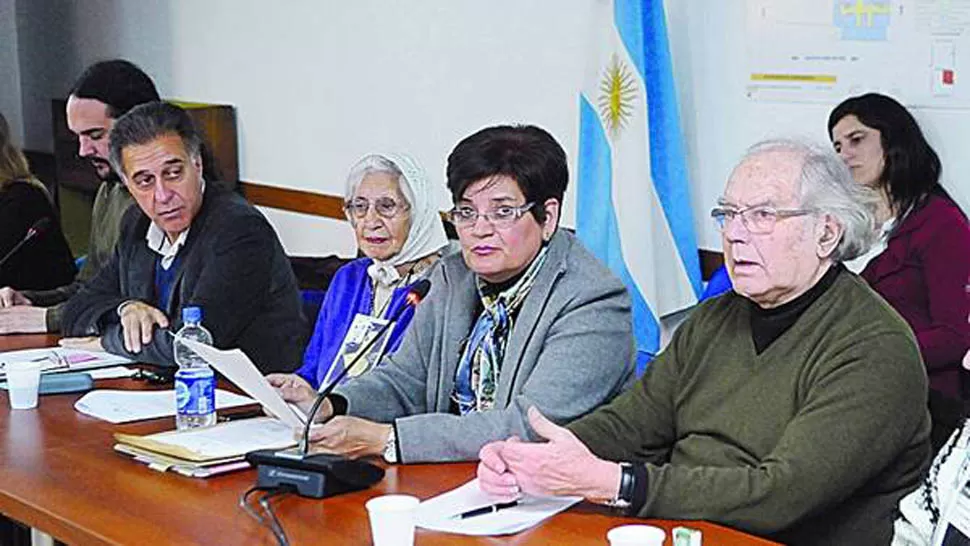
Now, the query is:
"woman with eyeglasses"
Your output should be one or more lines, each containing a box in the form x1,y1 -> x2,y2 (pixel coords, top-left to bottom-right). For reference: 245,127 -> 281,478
273,125 -> 635,463
828,93 -> 970,402
267,153 -> 448,391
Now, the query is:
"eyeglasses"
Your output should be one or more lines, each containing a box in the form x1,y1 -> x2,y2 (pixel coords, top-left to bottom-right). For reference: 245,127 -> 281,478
447,202 -> 534,229
344,197 -> 410,221
710,205 -> 815,234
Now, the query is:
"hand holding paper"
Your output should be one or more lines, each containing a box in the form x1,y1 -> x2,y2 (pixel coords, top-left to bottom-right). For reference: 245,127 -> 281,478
178,340 -> 306,429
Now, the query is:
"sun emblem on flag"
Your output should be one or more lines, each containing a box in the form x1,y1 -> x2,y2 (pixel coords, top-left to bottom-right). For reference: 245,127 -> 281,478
597,54 -> 637,138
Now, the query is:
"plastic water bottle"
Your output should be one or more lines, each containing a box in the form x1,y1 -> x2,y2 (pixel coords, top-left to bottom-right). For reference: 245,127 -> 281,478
174,306 -> 216,430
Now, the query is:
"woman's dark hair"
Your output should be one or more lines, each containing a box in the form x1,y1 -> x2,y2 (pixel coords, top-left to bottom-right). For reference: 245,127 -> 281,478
827,93 -> 945,222
446,125 -> 568,224
69,60 -> 161,119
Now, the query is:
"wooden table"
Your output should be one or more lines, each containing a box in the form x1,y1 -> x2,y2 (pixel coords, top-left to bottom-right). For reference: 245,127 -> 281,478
0,334 -> 780,545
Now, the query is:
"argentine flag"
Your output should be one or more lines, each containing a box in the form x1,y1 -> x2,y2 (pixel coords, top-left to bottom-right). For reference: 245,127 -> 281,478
576,0 -> 702,373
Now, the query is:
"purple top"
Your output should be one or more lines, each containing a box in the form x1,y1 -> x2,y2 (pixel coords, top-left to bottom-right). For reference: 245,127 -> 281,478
296,257 -> 420,390
862,193 -> 970,398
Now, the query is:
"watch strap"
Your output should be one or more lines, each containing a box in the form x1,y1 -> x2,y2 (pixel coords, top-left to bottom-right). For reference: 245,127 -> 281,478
382,425 -> 398,463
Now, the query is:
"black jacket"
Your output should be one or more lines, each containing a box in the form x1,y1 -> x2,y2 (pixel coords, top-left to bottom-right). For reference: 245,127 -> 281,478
0,181 -> 76,291
62,185 -> 306,373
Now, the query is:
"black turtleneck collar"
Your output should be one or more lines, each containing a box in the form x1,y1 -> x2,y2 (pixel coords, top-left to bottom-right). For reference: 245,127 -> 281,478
480,269 -> 525,298
749,263 -> 844,354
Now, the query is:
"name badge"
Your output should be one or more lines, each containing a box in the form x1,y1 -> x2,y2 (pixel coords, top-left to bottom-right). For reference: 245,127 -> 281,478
319,314 -> 393,388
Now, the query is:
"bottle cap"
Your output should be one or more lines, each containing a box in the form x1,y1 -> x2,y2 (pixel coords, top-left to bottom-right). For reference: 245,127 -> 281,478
181,306 -> 203,323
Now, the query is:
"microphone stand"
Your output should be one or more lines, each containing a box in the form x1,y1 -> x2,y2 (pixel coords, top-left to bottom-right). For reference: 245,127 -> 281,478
245,279 -> 431,499
0,219 -> 47,270
297,280 -> 428,455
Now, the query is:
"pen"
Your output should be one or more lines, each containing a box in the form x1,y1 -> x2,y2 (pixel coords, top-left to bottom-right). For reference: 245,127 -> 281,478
452,500 -> 519,519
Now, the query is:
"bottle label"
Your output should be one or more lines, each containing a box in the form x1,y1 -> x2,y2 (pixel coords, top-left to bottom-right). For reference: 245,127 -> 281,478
175,370 -> 215,416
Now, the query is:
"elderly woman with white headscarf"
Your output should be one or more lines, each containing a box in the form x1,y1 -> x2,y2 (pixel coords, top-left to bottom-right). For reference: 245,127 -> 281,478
268,153 -> 448,390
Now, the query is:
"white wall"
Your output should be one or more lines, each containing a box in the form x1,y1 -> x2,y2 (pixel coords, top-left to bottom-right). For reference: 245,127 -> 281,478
15,0 -> 74,152
673,1 -> 970,249
11,0 -> 970,255
12,0 -> 590,256
0,0 -> 23,144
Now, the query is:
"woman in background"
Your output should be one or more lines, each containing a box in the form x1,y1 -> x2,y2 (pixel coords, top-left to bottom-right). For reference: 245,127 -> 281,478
829,93 -> 970,401
268,153 -> 448,390
0,112 -> 76,292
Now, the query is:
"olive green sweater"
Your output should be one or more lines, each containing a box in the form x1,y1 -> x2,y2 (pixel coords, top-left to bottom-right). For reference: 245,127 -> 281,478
569,272 -> 931,545
22,181 -> 133,331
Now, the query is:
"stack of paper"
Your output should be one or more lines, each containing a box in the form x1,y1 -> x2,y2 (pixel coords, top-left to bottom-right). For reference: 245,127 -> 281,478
75,389 -> 256,424
415,479 -> 581,536
114,417 -> 297,478
0,347 -> 133,379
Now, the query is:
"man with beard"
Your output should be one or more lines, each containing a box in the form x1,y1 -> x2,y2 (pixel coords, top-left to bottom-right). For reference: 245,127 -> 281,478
59,102 -> 305,374
0,60 -> 158,334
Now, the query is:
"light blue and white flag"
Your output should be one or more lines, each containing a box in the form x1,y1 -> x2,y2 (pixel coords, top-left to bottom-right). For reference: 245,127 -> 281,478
576,0 -> 702,373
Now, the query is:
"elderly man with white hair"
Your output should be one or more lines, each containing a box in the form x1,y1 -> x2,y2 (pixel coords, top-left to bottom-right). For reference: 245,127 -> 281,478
477,139 -> 931,545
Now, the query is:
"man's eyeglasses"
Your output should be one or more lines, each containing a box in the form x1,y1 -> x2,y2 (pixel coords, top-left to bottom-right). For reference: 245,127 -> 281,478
710,205 -> 815,234
344,197 -> 410,221
447,202 -> 534,229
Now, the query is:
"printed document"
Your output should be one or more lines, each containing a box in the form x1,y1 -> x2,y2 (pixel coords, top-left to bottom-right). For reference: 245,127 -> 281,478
115,416 -> 297,461
74,389 -> 255,424
0,347 -> 132,379
415,478 -> 581,536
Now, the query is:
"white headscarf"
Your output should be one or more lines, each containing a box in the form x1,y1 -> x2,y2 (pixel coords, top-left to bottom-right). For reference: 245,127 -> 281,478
346,152 -> 449,287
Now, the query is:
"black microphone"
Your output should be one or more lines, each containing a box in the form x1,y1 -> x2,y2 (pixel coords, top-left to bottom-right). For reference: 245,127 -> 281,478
299,278 -> 431,453
0,217 -> 51,270
246,278 -> 432,499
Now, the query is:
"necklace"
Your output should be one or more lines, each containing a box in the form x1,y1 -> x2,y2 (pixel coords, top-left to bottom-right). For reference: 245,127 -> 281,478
370,262 -> 420,319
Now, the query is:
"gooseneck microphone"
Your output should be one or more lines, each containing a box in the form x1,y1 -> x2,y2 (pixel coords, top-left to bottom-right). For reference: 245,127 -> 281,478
245,278 -> 432,499
0,217 -> 50,270
298,278 -> 431,455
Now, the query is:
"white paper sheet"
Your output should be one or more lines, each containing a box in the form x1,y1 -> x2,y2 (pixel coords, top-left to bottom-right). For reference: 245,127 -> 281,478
138,416 -> 297,459
415,478 -> 581,536
74,389 -> 256,424
86,367 -> 138,380
179,340 -> 307,429
0,347 -> 133,379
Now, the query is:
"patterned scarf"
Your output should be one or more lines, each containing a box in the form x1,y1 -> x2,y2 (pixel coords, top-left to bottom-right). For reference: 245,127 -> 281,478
452,246 -> 548,415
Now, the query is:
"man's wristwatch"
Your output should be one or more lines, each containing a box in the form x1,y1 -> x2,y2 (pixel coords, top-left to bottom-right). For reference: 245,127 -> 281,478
604,462 -> 635,510
382,427 -> 398,463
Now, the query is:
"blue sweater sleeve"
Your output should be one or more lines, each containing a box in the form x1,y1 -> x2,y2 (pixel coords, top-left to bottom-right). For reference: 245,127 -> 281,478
296,259 -> 371,389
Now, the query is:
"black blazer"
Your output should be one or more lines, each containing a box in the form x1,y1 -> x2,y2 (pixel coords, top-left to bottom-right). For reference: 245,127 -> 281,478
62,185 -> 307,373
0,181 -> 76,290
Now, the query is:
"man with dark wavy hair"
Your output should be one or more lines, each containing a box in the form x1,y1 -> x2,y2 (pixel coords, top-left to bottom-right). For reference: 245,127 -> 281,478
0,60 -> 159,333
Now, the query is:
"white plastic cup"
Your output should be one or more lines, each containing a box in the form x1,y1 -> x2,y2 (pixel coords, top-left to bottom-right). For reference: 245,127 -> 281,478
6,361 -> 41,410
607,524 -> 666,546
365,494 -> 420,546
